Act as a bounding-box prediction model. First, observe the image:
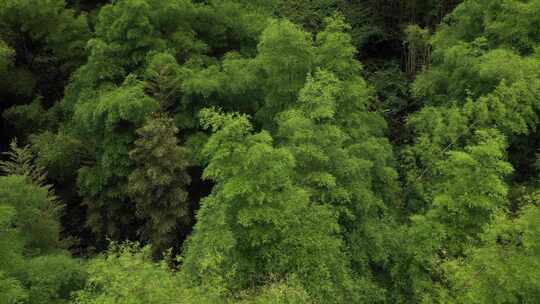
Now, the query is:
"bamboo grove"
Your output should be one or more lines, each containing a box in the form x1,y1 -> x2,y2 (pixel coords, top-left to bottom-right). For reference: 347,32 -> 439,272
1,0 -> 539,303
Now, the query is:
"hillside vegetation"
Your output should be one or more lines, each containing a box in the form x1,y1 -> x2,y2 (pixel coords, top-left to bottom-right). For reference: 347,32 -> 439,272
1,1 -> 539,303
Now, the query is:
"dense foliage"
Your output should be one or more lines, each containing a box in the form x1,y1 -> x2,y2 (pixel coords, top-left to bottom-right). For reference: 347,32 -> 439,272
1,0 -> 539,303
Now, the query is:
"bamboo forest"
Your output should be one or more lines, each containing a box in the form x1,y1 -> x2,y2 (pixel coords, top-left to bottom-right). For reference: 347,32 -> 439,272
1,0 -> 539,303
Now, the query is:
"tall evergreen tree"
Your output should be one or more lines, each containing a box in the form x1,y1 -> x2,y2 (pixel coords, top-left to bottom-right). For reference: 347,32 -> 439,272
128,114 -> 191,256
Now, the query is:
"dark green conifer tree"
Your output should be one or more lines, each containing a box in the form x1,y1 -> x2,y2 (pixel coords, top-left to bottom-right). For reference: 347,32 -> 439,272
128,114 -> 191,256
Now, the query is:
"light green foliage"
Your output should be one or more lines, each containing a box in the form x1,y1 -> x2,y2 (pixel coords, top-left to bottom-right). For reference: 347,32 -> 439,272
75,243 -> 181,304
397,130 -> 513,301
182,18 -> 315,125
464,79 -> 540,136
74,243 -> 215,304
0,199 -> 25,289
90,1 -> 163,81
405,0 -> 540,206
128,114 -> 191,256
1,140 -> 48,185
181,109 -> 356,303
76,242 -> 316,304
314,15 -> 360,78
427,130 -> 512,252
183,15 -> 368,126
276,70 -> 398,288
432,0 -> 540,55
0,144 -> 86,304
414,45 -> 540,107
445,204 -> 540,303
0,271 -> 27,304
74,82 -> 159,135
276,20 -> 399,296
75,0 -> 267,90
0,175 -> 61,255
236,278 -> 314,304
59,0 -> 204,113
396,2 -> 540,301
413,0 -> 540,106
405,0 -> 540,210
254,19 -> 314,122
0,142 -> 62,256
180,16 -> 399,302
0,39 -> 14,75
24,255 -> 86,304
75,245 -> 315,304
0,203 -> 16,229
